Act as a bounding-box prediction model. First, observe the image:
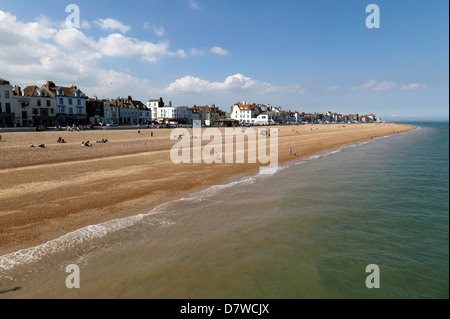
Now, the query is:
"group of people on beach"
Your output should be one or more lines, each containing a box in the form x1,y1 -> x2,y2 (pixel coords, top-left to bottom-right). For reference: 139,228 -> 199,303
289,147 -> 298,157
82,138 -> 109,146
138,129 -> 154,137
30,143 -> 45,148
57,124 -> 94,131
27,138 -> 110,148
81,141 -> 92,147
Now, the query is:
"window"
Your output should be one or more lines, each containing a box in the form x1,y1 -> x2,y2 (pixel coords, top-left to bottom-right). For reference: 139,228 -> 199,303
5,90 -> 10,98
47,100 -> 51,107
69,108 -> 73,114
6,103 -> 11,113
68,99 -> 73,105
59,98 -> 64,104
37,99 -> 41,107
77,99 -> 81,105
77,107 -> 83,115
0,102 -> 2,113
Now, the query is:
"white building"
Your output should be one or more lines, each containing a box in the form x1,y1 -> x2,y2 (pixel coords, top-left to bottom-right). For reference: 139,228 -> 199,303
230,102 -> 286,125
0,78 -> 15,127
230,103 -> 260,124
147,98 -> 164,122
14,85 -> 56,127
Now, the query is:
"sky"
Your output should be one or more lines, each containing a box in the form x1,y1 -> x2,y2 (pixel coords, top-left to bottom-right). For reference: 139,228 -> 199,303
0,0 -> 448,120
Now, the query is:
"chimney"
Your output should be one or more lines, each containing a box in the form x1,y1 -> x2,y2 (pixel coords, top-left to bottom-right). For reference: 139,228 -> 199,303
14,85 -> 22,96
45,81 -> 55,90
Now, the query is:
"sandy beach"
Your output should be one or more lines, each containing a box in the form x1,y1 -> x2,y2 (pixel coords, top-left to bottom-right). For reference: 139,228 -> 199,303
0,123 -> 415,256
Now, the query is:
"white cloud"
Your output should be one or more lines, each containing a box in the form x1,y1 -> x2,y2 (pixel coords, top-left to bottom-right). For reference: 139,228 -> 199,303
165,73 -> 303,94
96,33 -> 171,62
0,11 -> 57,44
402,83 -> 426,90
153,26 -> 165,37
0,10 -> 186,99
327,86 -> 340,92
143,23 -> 165,37
352,80 -> 427,92
94,18 -> 131,34
54,27 -> 96,51
168,49 -> 187,58
210,46 -> 229,55
90,69 -> 153,98
190,48 -> 204,56
81,20 -> 91,29
352,80 -> 398,91
189,0 -> 201,10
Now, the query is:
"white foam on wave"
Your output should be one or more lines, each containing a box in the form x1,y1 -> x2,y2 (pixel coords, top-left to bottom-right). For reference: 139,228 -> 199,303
0,214 -> 144,272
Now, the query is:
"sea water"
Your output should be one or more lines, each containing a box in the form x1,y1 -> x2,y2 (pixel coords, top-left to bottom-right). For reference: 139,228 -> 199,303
0,122 -> 448,298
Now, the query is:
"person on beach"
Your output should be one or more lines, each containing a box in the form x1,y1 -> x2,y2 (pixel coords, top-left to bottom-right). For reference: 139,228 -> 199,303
138,129 -> 141,134
294,151 -> 298,157
289,147 -> 292,155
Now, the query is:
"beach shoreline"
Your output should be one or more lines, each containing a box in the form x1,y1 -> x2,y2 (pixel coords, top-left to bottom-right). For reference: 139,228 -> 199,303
0,123 -> 416,257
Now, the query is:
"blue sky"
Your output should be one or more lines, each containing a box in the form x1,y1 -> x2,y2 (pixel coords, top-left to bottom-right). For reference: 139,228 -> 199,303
0,0 -> 448,119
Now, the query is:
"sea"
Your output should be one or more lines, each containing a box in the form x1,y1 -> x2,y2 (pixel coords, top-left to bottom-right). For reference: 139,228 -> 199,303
0,122 -> 448,299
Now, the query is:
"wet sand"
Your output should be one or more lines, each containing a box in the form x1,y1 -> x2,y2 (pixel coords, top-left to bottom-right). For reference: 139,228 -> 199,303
0,123 -> 415,256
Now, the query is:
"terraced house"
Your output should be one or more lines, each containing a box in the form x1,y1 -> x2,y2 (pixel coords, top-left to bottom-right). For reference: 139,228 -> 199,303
12,85 -> 56,127
0,77 -> 14,127
41,81 -> 87,126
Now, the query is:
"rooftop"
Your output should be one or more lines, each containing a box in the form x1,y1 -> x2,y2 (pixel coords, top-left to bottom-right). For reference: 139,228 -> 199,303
0,78 -> 11,85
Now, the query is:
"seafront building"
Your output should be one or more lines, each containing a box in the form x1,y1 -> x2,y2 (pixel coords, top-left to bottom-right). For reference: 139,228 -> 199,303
14,85 -> 56,127
0,78 -> 16,127
230,102 -> 287,125
0,77 -> 382,127
41,81 -> 88,126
